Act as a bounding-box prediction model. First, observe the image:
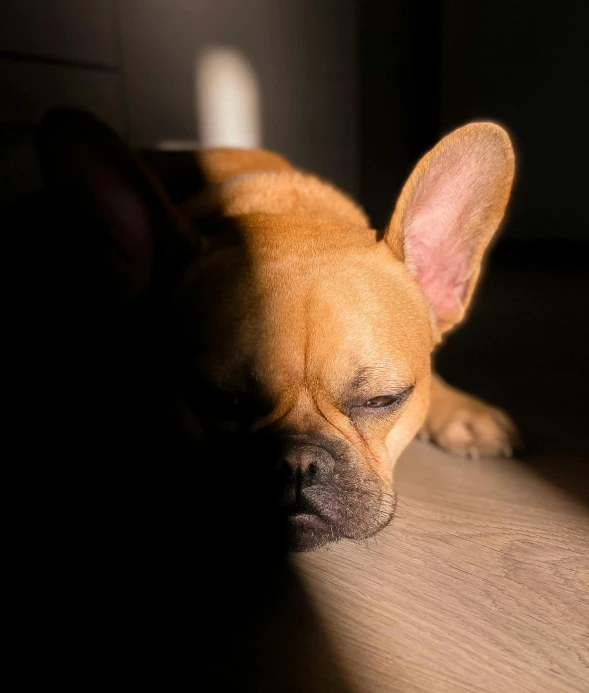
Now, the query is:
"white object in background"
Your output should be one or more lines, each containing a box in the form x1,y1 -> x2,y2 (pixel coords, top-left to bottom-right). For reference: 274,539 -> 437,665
195,45 -> 262,149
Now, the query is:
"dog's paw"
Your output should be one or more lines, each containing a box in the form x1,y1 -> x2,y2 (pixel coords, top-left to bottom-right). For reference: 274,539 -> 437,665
422,382 -> 520,459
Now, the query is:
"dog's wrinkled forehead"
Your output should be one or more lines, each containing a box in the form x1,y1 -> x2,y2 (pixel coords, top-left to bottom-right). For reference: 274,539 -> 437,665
171,218 -> 432,395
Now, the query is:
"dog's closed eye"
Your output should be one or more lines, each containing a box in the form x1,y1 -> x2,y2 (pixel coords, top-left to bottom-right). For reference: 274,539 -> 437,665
351,386 -> 414,415
363,395 -> 398,408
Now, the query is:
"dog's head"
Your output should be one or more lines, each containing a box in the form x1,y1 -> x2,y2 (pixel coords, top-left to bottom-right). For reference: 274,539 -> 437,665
39,109 -> 513,550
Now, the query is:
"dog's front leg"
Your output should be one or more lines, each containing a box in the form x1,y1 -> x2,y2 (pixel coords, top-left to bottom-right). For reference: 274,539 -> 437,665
420,373 -> 520,459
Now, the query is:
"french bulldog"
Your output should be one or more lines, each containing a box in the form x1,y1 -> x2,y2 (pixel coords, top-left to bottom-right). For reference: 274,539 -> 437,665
35,108 -> 518,553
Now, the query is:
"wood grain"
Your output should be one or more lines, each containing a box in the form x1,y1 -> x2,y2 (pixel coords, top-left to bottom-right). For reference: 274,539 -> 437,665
282,442 -> 589,693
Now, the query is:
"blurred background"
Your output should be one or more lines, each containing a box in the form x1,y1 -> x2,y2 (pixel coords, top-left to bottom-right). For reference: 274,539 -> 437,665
1,0 -> 587,488
2,0 -> 588,242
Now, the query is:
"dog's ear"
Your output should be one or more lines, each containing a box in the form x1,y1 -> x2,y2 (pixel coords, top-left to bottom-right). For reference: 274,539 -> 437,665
38,108 -> 195,302
384,123 -> 514,337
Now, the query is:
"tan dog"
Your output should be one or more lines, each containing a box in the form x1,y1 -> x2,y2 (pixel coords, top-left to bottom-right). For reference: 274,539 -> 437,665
39,110 -> 517,551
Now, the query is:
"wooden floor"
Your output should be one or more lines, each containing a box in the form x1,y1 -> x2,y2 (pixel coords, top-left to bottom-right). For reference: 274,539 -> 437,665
286,441 -> 589,692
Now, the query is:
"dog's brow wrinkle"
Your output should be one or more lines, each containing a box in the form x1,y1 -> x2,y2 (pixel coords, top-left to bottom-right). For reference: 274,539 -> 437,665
350,366 -> 371,390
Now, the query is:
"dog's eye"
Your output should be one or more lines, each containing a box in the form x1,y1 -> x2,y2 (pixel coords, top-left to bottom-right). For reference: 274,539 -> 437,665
357,386 -> 414,412
363,395 -> 398,408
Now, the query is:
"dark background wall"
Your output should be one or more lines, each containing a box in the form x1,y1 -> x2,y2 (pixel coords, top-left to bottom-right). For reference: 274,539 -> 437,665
441,1 -> 589,244
2,0 -> 588,244
0,0 -> 358,202
359,0 -> 589,244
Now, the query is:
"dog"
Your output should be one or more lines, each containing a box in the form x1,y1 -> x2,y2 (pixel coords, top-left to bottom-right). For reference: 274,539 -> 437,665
32,108 -> 518,554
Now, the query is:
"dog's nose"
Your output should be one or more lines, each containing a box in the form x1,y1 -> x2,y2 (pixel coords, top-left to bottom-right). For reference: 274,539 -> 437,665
276,444 -> 335,495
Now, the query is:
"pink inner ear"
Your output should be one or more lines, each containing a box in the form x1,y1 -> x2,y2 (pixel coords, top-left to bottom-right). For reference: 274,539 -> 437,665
408,236 -> 471,325
403,157 -> 480,325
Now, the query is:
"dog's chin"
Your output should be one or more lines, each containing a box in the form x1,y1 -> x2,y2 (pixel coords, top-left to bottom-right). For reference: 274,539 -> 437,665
283,512 -> 335,552
281,495 -> 398,552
